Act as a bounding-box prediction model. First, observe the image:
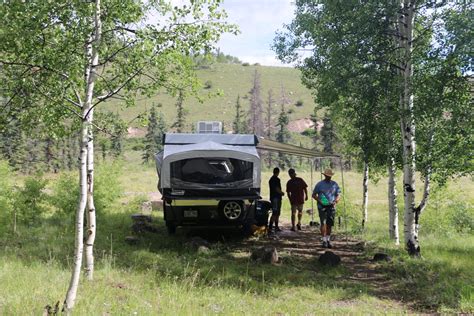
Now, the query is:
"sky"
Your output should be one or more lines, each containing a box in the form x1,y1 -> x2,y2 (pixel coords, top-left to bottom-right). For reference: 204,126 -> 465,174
217,0 -> 296,67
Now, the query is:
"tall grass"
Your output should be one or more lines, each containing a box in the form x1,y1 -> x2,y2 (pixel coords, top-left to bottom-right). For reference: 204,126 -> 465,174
0,155 -> 472,314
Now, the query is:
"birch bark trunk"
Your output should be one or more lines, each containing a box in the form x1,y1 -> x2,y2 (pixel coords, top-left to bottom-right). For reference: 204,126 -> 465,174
85,0 -> 101,281
362,160 -> 369,227
398,0 -> 419,256
63,0 -> 101,311
63,113 -> 89,313
388,156 -> 400,245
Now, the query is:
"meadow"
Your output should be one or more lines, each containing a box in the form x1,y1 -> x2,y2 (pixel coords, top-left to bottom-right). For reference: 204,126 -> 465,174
0,149 -> 472,314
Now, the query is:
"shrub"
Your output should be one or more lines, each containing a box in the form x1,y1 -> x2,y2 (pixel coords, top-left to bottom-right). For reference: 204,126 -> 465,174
0,161 -> 14,234
13,175 -> 49,226
450,201 -> 474,234
302,128 -> 317,137
50,163 -> 122,218
94,162 -> 122,212
242,62 -> 250,66
295,100 -> 304,107
288,108 -> 295,114
50,172 -> 78,219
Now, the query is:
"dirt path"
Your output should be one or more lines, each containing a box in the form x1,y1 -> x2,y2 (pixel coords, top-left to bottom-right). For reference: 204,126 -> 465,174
228,221 -> 415,312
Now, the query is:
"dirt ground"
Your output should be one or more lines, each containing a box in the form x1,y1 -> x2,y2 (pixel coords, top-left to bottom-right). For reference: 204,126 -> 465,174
223,220 -> 416,312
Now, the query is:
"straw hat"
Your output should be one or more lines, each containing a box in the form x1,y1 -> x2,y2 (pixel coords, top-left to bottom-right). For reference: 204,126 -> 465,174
322,169 -> 335,177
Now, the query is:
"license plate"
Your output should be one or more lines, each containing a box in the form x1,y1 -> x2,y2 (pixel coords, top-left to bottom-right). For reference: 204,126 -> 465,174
183,210 -> 198,218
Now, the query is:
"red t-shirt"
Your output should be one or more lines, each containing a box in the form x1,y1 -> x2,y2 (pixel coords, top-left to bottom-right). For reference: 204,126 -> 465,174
286,177 -> 308,205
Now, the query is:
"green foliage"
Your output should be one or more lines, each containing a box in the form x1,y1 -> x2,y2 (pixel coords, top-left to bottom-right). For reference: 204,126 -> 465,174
0,161 -> 14,234
50,163 -> 122,219
13,176 -> 48,226
301,128 -> 317,137
242,62 -> 250,66
49,173 -> 78,220
421,188 -> 474,235
142,105 -> 167,164
295,99 -> 304,107
94,163 -> 122,213
232,95 -> 247,134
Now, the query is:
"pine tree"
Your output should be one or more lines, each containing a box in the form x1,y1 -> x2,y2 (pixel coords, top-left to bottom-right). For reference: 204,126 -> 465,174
309,107 -> 320,149
247,69 -> 264,136
232,95 -> 247,133
275,87 -> 291,169
320,113 -> 335,154
143,105 -> 167,164
172,90 -> 186,133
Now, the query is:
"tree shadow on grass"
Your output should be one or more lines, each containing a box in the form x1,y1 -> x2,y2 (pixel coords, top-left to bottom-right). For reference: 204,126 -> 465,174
1,209 -> 465,312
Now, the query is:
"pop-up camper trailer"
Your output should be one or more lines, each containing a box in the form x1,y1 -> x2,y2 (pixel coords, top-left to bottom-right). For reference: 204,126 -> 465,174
156,133 -> 262,233
155,129 -> 345,234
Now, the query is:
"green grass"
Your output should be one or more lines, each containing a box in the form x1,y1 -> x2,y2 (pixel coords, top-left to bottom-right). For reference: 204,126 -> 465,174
0,151 -> 473,314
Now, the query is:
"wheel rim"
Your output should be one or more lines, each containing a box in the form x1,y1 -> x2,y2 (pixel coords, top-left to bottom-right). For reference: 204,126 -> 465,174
223,202 -> 242,220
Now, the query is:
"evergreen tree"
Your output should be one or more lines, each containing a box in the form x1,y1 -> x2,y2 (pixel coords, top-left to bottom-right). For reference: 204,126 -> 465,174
143,105 -> 167,164
232,95 -> 246,133
247,69 -> 264,136
172,90 -> 186,133
275,87 -> 291,169
309,107 -> 320,149
110,113 -> 126,158
320,113 -> 335,154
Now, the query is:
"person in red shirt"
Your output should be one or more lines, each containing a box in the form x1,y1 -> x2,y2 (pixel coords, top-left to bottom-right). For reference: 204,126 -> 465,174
286,168 -> 308,231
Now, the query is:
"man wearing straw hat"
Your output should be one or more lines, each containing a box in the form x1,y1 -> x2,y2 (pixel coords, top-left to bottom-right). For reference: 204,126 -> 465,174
312,168 -> 341,248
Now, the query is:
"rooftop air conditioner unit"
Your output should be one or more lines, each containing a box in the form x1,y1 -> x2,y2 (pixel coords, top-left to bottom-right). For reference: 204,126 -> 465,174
196,121 -> 222,134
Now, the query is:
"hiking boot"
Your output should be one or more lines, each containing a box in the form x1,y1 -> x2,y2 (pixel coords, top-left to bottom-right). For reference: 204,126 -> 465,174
297,224 -> 302,230
327,241 -> 333,249
291,226 -> 296,232
322,241 -> 328,248
275,227 -> 282,232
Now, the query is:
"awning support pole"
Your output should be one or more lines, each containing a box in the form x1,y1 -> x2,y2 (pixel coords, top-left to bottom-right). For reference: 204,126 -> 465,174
339,157 -> 347,231
310,158 -> 314,223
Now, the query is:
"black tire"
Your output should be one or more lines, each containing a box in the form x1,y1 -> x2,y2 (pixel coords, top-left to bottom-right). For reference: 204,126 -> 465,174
219,200 -> 244,222
166,221 -> 176,235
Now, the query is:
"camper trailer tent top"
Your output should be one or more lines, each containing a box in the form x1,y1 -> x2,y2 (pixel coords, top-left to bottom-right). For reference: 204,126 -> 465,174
156,133 -> 261,233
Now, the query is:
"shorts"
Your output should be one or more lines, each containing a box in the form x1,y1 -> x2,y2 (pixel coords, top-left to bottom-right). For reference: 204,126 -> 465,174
291,204 -> 304,213
271,198 -> 282,216
318,205 -> 336,226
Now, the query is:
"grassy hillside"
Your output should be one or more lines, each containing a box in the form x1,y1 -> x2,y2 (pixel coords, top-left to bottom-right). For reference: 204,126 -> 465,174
103,63 -> 318,132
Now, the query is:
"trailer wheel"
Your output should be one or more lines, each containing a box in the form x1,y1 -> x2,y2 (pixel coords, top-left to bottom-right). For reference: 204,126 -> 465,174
166,221 -> 176,235
219,200 -> 244,221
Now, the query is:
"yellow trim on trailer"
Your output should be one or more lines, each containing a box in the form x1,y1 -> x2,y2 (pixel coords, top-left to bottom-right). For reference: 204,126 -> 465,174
172,200 -> 219,206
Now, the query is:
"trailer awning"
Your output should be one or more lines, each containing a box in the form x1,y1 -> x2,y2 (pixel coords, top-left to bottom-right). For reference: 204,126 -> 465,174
256,137 -> 340,158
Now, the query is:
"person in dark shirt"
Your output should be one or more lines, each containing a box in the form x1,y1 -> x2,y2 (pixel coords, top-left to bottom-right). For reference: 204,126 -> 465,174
286,168 -> 308,231
268,167 -> 284,232
312,168 -> 341,248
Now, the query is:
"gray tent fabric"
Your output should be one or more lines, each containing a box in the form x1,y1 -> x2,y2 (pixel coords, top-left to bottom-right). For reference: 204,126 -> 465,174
155,133 -> 340,191
157,140 -> 260,189
164,133 -> 257,146
256,137 -> 341,158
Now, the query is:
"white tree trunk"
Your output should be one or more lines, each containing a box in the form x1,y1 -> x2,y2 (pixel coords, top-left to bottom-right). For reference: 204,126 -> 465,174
414,129 -> 435,238
63,0 -> 101,311
362,160 -> 369,227
63,116 -> 89,313
84,0 -> 101,281
388,157 -> 399,245
85,108 -> 96,280
398,0 -> 419,256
